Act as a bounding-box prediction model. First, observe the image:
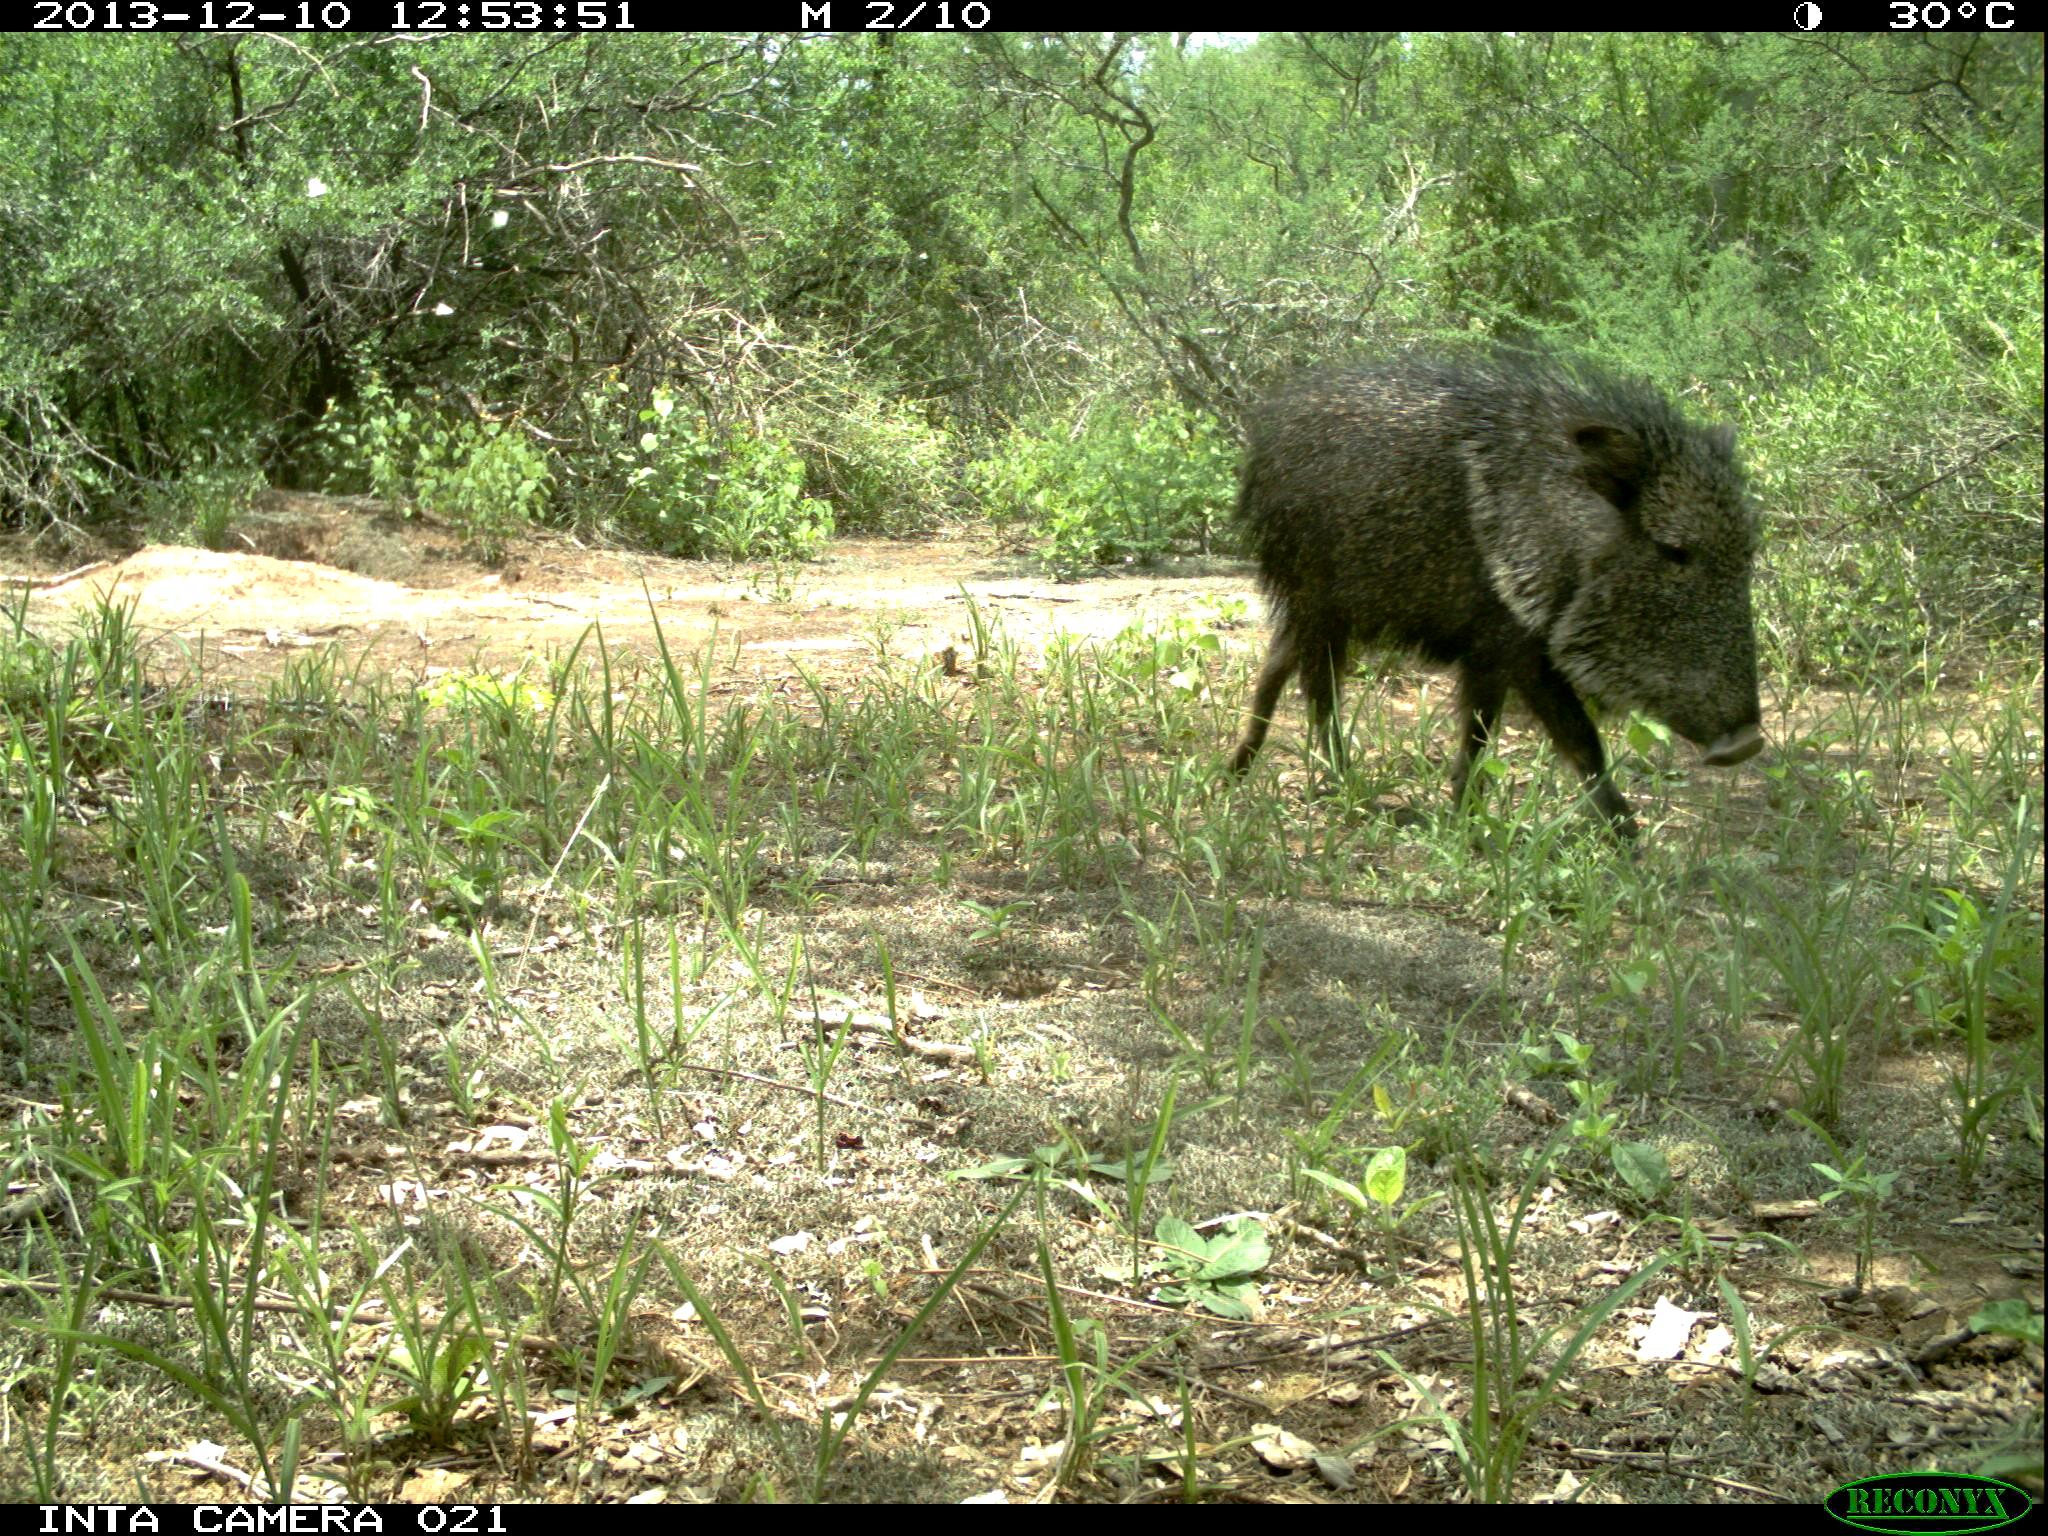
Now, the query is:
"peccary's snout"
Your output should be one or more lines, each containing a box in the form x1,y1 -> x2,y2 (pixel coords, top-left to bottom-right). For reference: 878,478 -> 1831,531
1700,722 -> 1765,767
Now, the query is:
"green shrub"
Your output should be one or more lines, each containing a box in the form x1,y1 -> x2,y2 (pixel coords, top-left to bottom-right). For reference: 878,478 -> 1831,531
140,457 -> 266,551
1745,146 -> 2043,679
969,395 -> 1236,578
320,375 -> 552,563
617,390 -> 833,561
414,420 -> 552,565
793,389 -> 957,535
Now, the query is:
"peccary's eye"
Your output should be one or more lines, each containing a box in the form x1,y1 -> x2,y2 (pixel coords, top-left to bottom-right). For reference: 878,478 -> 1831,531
1658,543 -> 1691,566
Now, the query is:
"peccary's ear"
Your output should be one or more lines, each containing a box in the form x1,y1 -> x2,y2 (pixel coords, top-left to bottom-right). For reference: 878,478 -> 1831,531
1568,421 -> 1646,515
1707,422 -> 1738,455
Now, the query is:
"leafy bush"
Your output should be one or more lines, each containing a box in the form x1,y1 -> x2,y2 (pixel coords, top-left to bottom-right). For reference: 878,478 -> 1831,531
414,421 -> 552,565
140,457 -> 266,551
616,390 -> 833,561
319,374 -> 415,511
791,388 -> 957,535
320,376 -> 552,563
1569,216 -> 1786,386
1744,146 -> 2043,679
969,396 -> 1236,578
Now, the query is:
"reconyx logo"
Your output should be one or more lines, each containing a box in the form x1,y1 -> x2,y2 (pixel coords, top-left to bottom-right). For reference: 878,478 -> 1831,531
1826,1473 -> 2034,1534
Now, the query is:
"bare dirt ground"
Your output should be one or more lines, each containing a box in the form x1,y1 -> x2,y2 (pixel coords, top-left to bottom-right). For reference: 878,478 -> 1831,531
12,494 -> 1252,695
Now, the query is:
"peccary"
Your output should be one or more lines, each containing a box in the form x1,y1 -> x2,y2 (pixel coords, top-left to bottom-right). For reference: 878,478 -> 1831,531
1228,353 -> 1765,835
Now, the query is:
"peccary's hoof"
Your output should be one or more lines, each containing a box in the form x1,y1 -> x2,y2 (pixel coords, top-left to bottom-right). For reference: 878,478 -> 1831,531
1701,723 -> 1765,766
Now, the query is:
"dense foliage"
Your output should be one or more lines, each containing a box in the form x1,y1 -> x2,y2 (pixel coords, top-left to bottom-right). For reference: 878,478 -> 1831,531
0,33 -> 2038,658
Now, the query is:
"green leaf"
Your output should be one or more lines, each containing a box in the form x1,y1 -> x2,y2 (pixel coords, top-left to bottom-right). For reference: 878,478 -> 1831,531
1611,1141 -> 1671,1201
1363,1147 -> 1408,1210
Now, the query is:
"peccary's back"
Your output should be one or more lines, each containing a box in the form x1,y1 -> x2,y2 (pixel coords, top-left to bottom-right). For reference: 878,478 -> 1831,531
1236,362 -> 1509,658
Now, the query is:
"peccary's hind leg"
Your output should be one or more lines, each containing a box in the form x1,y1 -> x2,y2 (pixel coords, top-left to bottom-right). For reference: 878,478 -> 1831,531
1295,617 -> 1353,777
1230,625 -> 1299,773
